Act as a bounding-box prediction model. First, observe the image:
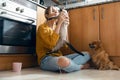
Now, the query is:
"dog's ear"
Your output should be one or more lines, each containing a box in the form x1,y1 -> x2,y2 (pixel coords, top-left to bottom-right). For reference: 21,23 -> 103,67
92,40 -> 100,44
96,41 -> 104,50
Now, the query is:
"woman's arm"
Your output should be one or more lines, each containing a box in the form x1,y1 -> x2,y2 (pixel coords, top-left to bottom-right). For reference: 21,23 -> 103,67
55,10 -> 69,34
38,25 -> 59,50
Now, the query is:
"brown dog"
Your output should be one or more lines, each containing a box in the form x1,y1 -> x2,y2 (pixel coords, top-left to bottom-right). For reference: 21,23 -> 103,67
89,41 -> 119,70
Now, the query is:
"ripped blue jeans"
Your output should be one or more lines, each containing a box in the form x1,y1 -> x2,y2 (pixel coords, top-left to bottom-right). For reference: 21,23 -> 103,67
40,52 -> 90,73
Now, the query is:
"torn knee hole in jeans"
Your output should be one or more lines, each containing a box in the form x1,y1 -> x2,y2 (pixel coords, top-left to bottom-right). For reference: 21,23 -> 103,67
57,57 -> 70,68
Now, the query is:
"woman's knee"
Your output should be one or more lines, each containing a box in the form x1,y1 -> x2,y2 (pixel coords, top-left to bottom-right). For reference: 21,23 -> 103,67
82,51 -> 91,60
57,56 -> 70,68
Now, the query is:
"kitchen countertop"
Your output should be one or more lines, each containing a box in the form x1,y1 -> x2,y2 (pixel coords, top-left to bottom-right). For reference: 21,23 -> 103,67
65,0 -> 120,10
27,0 -> 120,10
27,0 -> 46,9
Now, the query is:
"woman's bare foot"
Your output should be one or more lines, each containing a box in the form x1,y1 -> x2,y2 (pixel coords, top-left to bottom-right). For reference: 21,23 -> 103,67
81,63 -> 90,69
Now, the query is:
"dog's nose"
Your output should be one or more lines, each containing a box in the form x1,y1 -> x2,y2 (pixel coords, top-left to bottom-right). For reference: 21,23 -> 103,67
89,43 -> 95,48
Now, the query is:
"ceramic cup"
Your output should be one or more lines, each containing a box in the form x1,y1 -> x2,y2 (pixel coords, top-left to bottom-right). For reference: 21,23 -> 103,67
12,62 -> 22,72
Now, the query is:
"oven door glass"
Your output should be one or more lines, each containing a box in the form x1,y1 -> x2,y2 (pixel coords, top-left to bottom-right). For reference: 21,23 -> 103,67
0,17 -> 36,47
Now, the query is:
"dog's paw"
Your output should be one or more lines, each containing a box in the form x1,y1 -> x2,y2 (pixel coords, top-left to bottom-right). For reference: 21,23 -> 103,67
112,66 -> 120,70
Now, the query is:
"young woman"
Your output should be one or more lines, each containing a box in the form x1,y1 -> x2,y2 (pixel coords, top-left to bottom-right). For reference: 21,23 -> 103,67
36,6 -> 90,73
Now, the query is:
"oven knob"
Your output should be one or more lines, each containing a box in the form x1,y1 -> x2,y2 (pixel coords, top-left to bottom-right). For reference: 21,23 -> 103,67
2,2 -> 6,7
1,11 -> 7,14
16,7 -> 20,11
20,9 -> 24,13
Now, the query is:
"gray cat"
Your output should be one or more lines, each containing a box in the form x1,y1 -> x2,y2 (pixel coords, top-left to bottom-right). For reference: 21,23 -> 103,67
47,8 -> 84,56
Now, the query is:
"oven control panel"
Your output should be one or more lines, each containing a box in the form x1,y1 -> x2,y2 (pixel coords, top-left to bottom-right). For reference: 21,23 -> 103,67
0,0 -> 36,25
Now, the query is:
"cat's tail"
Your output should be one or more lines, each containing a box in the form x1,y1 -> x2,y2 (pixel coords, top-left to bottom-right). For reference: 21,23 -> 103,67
65,42 -> 84,56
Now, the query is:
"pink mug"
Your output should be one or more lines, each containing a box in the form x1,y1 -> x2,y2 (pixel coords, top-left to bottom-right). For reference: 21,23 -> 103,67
12,62 -> 22,72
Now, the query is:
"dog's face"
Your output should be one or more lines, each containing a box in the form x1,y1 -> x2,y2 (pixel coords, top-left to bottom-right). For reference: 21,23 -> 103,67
89,41 -> 103,51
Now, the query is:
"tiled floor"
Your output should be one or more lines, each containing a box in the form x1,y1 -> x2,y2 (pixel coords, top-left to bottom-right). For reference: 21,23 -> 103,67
0,68 -> 120,80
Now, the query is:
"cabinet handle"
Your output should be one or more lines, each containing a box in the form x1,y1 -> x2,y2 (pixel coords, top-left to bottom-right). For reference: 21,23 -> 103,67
93,8 -> 96,21
101,7 -> 104,19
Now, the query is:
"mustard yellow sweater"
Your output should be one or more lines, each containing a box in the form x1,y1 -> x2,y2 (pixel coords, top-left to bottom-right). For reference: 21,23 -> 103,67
36,23 -> 63,64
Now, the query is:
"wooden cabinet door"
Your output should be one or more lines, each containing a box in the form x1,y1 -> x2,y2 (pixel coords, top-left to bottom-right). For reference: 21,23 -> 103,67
99,2 -> 120,56
69,6 -> 99,52
68,8 -> 83,52
37,6 -> 46,29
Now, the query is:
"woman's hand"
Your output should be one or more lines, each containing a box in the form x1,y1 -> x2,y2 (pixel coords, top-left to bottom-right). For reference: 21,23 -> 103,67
55,10 -> 69,34
57,10 -> 69,25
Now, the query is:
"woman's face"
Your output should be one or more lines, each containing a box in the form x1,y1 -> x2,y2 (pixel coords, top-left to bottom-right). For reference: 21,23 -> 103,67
46,6 -> 60,19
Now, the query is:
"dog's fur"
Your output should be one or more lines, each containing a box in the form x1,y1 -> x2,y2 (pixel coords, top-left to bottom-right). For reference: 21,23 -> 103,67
89,41 -> 119,70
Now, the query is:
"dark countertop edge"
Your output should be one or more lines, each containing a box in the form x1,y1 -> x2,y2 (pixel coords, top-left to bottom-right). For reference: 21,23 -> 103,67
26,0 -> 120,10
0,53 -> 36,55
67,1 -> 120,10
27,0 -> 46,9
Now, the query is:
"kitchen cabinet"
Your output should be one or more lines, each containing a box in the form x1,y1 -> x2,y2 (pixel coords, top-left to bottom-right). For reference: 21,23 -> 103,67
68,6 -> 99,52
99,2 -> 120,56
68,2 -> 120,66
37,6 -> 46,29
0,54 -> 37,70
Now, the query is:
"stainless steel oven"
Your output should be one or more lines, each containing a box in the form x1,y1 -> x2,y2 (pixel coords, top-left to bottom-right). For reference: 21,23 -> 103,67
0,0 -> 37,54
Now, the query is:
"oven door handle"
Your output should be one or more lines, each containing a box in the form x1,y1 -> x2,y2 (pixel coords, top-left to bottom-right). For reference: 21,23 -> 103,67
1,11 -> 35,24
26,19 -> 35,24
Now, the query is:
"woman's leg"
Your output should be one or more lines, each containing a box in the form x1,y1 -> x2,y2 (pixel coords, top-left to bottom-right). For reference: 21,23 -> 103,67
40,56 -> 60,71
40,55 -> 82,72
60,52 -> 90,72
65,51 -> 90,65
40,52 -> 90,73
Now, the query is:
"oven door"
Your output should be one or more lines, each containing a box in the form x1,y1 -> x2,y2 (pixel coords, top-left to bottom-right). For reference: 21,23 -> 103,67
0,17 -> 36,54
0,8 -> 36,25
